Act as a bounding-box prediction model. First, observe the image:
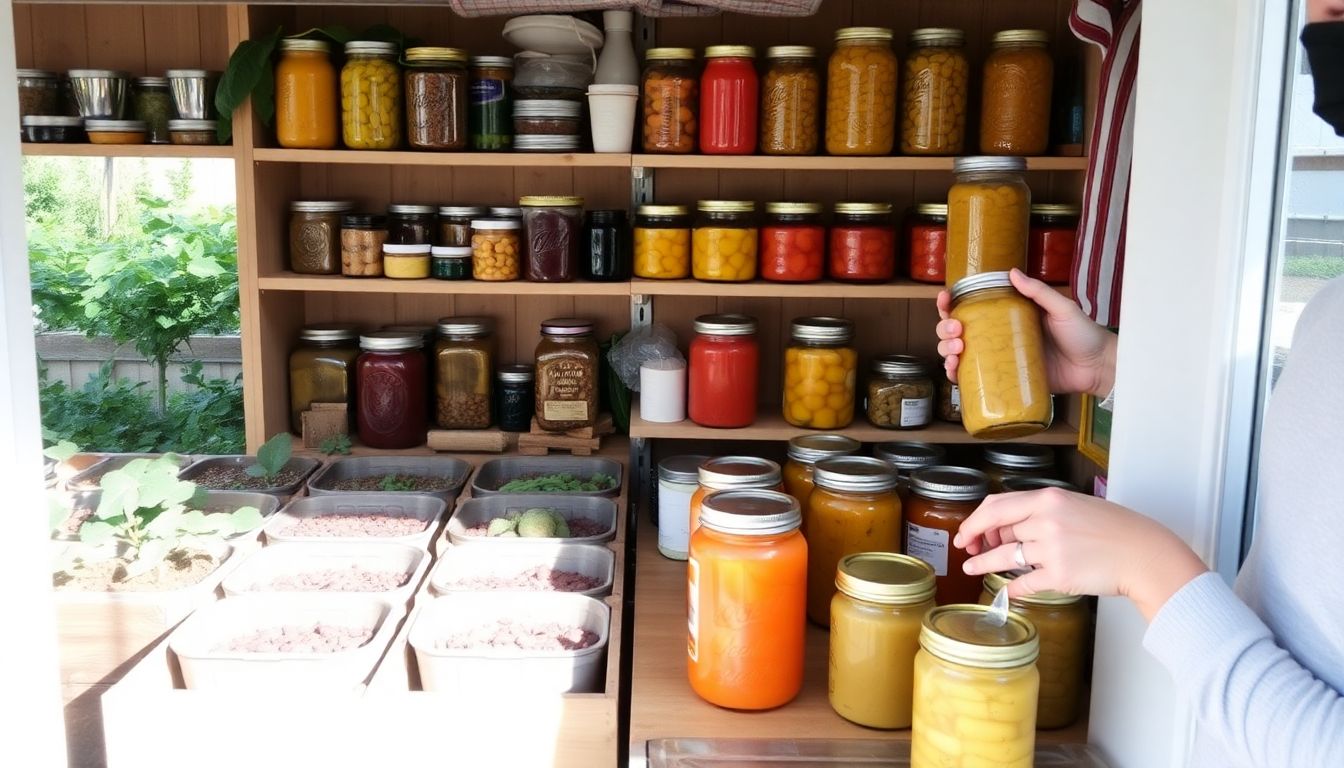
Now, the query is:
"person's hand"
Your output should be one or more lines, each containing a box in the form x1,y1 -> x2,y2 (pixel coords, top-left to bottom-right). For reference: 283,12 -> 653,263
953,488 -> 1209,622
936,268 -> 1118,398
1308,0 -> 1344,23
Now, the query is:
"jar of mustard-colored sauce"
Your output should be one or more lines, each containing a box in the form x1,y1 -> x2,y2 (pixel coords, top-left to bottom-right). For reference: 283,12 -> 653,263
782,434 -> 861,511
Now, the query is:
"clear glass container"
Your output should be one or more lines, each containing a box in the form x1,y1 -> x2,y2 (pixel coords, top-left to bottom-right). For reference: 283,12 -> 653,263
656,454 -> 709,561
938,377 -> 962,423
760,202 -> 824,283
288,324 -> 359,434
688,456 -> 783,534
699,45 -> 758,155
289,201 -> 353,275
534,318 -> 599,431
692,200 -> 757,282
982,444 -> 1057,492
866,354 -> 934,430
805,456 -> 902,625
403,47 -> 468,151
437,205 -> 486,248
760,46 -> 819,156
825,27 -> 897,156
387,204 -> 436,246
634,205 -> 692,279
434,317 -> 493,429
830,202 -> 896,283
276,38 -> 338,149
783,317 -> 857,429
469,55 -> 513,152
340,213 -> 388,277
355,331 -> 428,449
521,195 -> 583,282
17,69 -> 59,125
901,28 -> 968,156
981,30 -> 1054,156
341,40 -> 402,150
946,156 -> 1031,289
687,314 -> 759,428
1028,203 -> 1080,285
132,77 -> 173,145
782,434 -> 861,508
905,466 -> 991,605
642,48 -> 698,154
582,209 -> 631,281
470,218 -> 521,281
382,244 -> 431,279
432,246 -> 472,280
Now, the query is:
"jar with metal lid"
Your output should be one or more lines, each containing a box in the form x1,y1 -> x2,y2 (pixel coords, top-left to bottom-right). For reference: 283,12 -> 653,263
952,272 -> 1053,439
805,456 -> 902,625
760,202 -> 824,283
634,204 -> 692,279
700,45 -> 758,155
642,47 -> 698,154
276,38 -> 338,149
432,317 -> 493,430
387,204 -> 435,246
946,156 -> 1031,289
901,28 -> 968,156
520,196 -> 583,282
582,209 -> 631,281
783,434 -> 861,508
513,99 -> 582,141
1028,203 -> 1080,285
874,441 -> 946,498
469,56 -> 513,151
404,47 -> 468,151
688,456 -> 783,534
826,27 -> 897,156
495,363 -> 535,433
534,318 -> 599,431
692,200 -> 757,282
132,77 -> 173,144
981,30 -> 1054,156
657,454 -> 710,561
905,466 -> 991,605
979,571 -> 1088,729
866,354 -> 934,430
688,489 -> 806,710
382,243 -> 432,279
289,324 -> 360,434
830,553 -> 937,729
830,202 -> 895,283
938,378 -> 961,423
437,206 -> 485,248
341,213 -> 387,277
982,444 -> 1056,491
356,331 -> 428,449
905,203 -> 949,284
290,201 -> 354,275
21,116 -> 84,143
913,606 -> 1040,763
760,46 -> 819,156
490,205 -> 522,220
1001,476 -> 1079,493
168,119 -> 219,146
431,246 -> 472,280
783,317 -> 857,429
17,69 -> 59,126
341,40 -> 401,150
687,314 -> 759,428
471,218 -> 521,281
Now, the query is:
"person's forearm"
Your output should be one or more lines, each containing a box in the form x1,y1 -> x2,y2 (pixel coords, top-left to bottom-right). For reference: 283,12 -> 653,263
1123,533 -> 1207,621
1092,331 -> 1119,398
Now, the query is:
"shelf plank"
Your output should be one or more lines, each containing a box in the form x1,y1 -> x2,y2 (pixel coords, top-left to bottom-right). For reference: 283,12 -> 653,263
252,148 -> 631,168
631,278 -> 944,300
632,154 -> 1090,172
21,143 -> 235,159
256,273 -> 632,296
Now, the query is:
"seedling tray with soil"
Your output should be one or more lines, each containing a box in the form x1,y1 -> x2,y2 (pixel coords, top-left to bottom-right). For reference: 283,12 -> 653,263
179,455 -> 321,497
265,495 -> 447,550
308,456 -> 472,503
429,543 -> 614,597
471,457 -> 622,498
223,542 -> 430,606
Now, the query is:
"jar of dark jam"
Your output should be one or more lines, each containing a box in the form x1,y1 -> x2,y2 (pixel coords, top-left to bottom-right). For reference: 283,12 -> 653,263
437,205 -> 485,248
582,209 -> 632,281
520,196 -> 583,282
356,331 -> 428,449
387,204 -> 436,245
495,363 -> 535,432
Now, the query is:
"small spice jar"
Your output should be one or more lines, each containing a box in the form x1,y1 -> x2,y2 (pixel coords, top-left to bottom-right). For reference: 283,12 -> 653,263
946,156 -> 1031,289
437,205 -> 485,248
582,209 -> 631,281
905,466 -> 991,605
494,363 -> 535,433
760,46 -> 819,156
826,27 -> 898,156
341,40 -> 402,150
1028,203 -> 1080,285
901,28 -> 969,156
692,200 -> 757,282
641,47 -> 698,154
982,444 -> 1056,492
387,204 -> 436,245
873,441 -> 946,498
687,314 -> 759,429
938,378 -> 961,423
633,204 -> 692,279
905,203 -> 948,284
434,317 -> 493,430
469,56 -> 513,151
521,196 -> 583,282
831,202 -> 896,283
805,456 -> 903,625
289,323 -> 360,434
783,317 -> 857,429
470,218 -> 521,281
341,214 -> 388,277
17,69 -> 59,126
866,354 -> 934,430
431,246 -> 472,280
382,243 -> 432,279
760,202 -> 825,283
699,45 -> 758,155
980,30 -> 1054,156
289,201 -> 354,275
656,454 -> 710,561
534,318 -> 599,431
356,331 -> 428,449
403,47 -> 468,151
688,456 -> 783,534
21,116 -> 83,143
132,76 -> 174,144
783,434 -> 861,507
167,119 -> 219,145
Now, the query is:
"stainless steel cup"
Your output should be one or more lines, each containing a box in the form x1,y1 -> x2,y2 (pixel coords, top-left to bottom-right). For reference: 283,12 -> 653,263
166,69 -> 221,119
67,69 -> 129,119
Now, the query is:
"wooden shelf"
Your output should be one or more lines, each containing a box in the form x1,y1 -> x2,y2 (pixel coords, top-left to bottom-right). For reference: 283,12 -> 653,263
631,278 -> 944,300
21,143 -> 235,159
256,273 -> 632,296
632,154 -> 1090,172
252,147 -> 631,167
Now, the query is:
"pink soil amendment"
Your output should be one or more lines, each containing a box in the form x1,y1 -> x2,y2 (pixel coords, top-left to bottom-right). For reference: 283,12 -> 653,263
217,623 -> 375,653
262,566 -> 410,592
462,518 -> 607,538
435,620 -> 599,651
279,513 -> 427,538
441,566 -> 601,592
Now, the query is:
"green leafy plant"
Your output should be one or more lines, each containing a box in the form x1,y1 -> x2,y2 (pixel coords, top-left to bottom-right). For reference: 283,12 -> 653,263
162,364 -> 246,455
319,434 -> 352,456
246,432 -> 293,481
378,474 -> 417,492
43,439 -> 79,463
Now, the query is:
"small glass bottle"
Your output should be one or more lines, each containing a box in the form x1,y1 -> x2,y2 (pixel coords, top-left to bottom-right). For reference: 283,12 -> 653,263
830,202 -> 896,283
825,27 -> 897,156
982,444 -> 1057,492
946,156 -> 1031,289
534,318 -> 599,431
288,324 -> 360,434
582,209 -> 631,281
687,314 -> 759,428
980,30 -> 1054,156
387,204 -> 436,245
905,466 -> 991,605
692,200 -> 757,282
132,77 -> 174,144
656,454 -> 709,561
434,317 -> 493,430
437,206 -> 486,248
782,434 -> 861,509
494,363 -> 535,433
641,47 -> 698,154
469,56 -> 513,152
783,317 -> 857,429
355,331 -> 427,449
520,196 -> 584,282
901,28 -> 968,156
760,202 -> 825,283
805,456 -> 903,625
633,205 -> 692,279
760,46 -> 819,156
275,38 -> 338,149
865,354 -> 934,430
341,40 -> 402,150
403,47 -> 468,151
905,203 -> 949,284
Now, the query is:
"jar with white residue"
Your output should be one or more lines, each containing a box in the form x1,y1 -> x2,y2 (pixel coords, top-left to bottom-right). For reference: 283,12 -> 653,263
657,454 -> 709,560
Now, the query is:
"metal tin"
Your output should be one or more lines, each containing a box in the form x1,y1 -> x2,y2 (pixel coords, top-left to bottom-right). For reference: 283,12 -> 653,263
471,456 -> 623,498
699,489 -> 800,536
919,605 -> 1040,668
359,331 -> 422,352
306,456 -> 472,503
693,313 -> 756,336
909,466 -> 991,502
813,456 -> 899,494
790,316 -> 854,344
178,455 -> 321,499
787,434 -> 861,465
697,456 -> 781,489
874,441 -> 946,471
836,552 -> 937,605
983,571 -> 1082,607
983,444 -> 1055,470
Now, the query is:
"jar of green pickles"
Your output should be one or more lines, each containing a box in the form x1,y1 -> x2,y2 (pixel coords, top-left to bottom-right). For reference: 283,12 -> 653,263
289,324 -> 361,433
133,76 -> 174,144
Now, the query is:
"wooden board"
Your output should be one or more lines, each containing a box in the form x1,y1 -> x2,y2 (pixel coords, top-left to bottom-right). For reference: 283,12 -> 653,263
15,3 -> 230,72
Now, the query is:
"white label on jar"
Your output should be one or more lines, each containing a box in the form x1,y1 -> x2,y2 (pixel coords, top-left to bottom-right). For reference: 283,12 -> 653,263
687,557 -> 700,663
906,522 -> 949,576
901,396 -> 932,427
950,384 -> 961,410
657,481 -> 694,559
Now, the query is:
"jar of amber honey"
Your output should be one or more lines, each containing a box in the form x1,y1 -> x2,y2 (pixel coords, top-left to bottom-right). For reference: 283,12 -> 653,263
805,456 -> 903,625
980,29 -> 1053,156
946,156 -> 1030,289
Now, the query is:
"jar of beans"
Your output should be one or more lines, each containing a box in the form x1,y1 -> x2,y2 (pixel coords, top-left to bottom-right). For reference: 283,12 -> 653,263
641,48 -> 698,154
905,203 -> 948,284
634,204 -> 692,279
470,218 -> 521,281
1028,204 -> 1079,285
946,156 -> 1030,289
760,46 -> 819,156
760,202 -> 824,283
830,202 -> 896,283
341,41 -> 402,150
693,200 -> 758,282
901,28 -> 968,156
340,214 -> 387,277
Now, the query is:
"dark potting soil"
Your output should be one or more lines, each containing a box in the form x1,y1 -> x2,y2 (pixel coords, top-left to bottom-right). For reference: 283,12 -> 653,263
51,548 -> 219,592
192,465 -> 306,491
328,473 -> 456,492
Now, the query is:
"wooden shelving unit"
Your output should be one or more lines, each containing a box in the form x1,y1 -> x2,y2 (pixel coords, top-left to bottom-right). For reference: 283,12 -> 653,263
21,143 -> 236,159
631,154 -> 1090,172
257,273 -> 632,296
252,147 -> 632,167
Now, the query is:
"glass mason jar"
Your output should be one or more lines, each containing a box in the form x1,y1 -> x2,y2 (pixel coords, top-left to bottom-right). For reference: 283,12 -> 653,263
783,434 -> 861,509
866,354 -> 934,430
825,27 -> 897,156
805,456 -> 903,625
341,40 -> 401,150
982,444 -> 1057,492
494,363 -> 535,433
276,38 -> 338,149
939,378 -> 962,423
830,552 -> 937,729
688,489 -> 806,710
905,466 -> 991,605
470,218 -> 521,281
760,46 -> 819,156
356,331 -> 428,449
404,47 -> 468,151
980,30 -> 1054,156
534,318 -> 599,431
873,441 -> 946,499
783,317 -> 857,429
132,76 -> 174,144
901,28 -> 968,156
582,209 -> 631,281
382,243 -> 430,279
946,156 -> 1031,289
952,272 -> 1054,439
830,202 -> 896,283
913,606 -> 1041,764
905,203 -> 948,284
340,213 -> 388,277
634,205 -> 692,279
692,200 -> 757,282
434,317 -> 493,430
1001,476 -> 1080,493
687,313 -> 759,428
642,47 -> 698,154
17,69 -> 59,125
1028,203 -> 1080,285
289,324 -> 360,434
289,201 -> 353,275
431,246 -> 472,280
387,204 -> 435,246
521,196 -> 583,282
437,205 -> 486,248
657,454 -> 710,561
699,45 -> 758,155
760,202 -> 825,283
469,55 -> 512,152
688,456 -> 783,534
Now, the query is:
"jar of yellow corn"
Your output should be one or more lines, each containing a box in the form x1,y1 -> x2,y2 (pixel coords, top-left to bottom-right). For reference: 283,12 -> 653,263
692,200 -> 757,282
825,27 -> 897,156
901,28 -> 968,156
634,204 -> 691,279
341,41 -> 402,150
945,155 -> 1030,289
783,317 -> 857,429
950,271 -> 1053,439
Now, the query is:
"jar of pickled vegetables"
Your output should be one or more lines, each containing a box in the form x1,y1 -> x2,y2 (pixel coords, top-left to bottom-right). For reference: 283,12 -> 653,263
913,606 -> 1040,766
831,202 -> 896,283
657,454 -> 709,561
982,444 -> 1056,492
825,27 -> 897,156
642,48 -> 698,154
434,317 -> 493,430
692,200 -> 757,282
783,434 -> 861,508
805,456 -> 902,625
634,205 -> 692,279
290,201 -> 353,275
760,46 -> 819,156
874,441 -> 946,499
688,489 -> 806,710
437,206 -> 485,248
901,28 -> 968,156
951,272 -> 1053,439
341,41 -> 401,150
938,378 -> 962,423
1028,204 -> 1079,285
470,218 -> 521,281
521,195 -> 583,282
761,202 -> 824,283
980,30 -> 1054,156
289,324 -> 359,434
356,331 -> 428,450
866,354 -> 934,430
906,203 -> 948,284
783,317 -> 857,429
905,466 -> 991,605
688,456 -> 783,534
700,46 -> 757,155
403,47 -> 468,151
688,314 -> 759,428
830,553 -> 937,729
276,38 -> 338,149
946,156 -> 1030,289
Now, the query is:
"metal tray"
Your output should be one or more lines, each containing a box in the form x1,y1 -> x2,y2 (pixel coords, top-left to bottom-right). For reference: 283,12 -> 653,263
67,452 -> 196,491
429,542 -> 614,598
264,494 -> 447,550
178,455 -> 321,498
307,456 -> 471,503
54,490 -> 279,543
446,494 -> 618,546
470,456 -> 623,498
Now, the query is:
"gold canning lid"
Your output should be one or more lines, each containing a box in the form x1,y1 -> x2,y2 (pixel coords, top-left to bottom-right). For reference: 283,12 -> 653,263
910,28 -> 965,47
705,45 -> 756,59
519,196 -> 583,207
920,605 -> 1040,668
646,47 -> 696,61
765,202 -> 822,215
404,47 -> 468,64
836,553 -> 936,606
983,571 -> 1082,606
765,45 -> 815,59
993,29 -> 1049,46
637,204 -> 690,216
697,200 -> 755,213
913,203 -> 949,217
835,26 -> 893,43
835,202 -> 893,215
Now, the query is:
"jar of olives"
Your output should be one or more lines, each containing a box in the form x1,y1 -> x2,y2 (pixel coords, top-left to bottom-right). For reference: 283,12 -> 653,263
341,41 -> 402,150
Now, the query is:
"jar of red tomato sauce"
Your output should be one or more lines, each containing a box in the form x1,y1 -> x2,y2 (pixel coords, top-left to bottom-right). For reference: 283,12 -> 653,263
761,202 -> 825,282
700,45 -> 758,155
356,331 -> 429,450
688,313 -> 759,428
830,202 -> 896,283
1028,204 -> 1079,285
905,203 -> 948,284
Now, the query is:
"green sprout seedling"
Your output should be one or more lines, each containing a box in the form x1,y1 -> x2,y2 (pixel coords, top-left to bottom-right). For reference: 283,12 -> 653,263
245,432 -> 293,482
378,474 -> 418,492
319,434 -> 352,456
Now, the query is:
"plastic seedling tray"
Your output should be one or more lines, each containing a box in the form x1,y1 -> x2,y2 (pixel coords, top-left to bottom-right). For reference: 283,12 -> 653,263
223,542 -> 430,607
470,456 -> 623,498
445,494 -> 617,547
429,543 -> 614,597
179,455 -> 321,498
67,452 -> 196,491
307,456 -> 472,504
265,495 -> 447,551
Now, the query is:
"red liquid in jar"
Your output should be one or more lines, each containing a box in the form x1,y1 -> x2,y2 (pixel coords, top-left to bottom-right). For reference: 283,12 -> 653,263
356,349 -> 428,449
760,225 -> 825,282
907,222 -> 947,284
700,56 -> 759,155
829,226 -> 896,282
688,332 -> 759,427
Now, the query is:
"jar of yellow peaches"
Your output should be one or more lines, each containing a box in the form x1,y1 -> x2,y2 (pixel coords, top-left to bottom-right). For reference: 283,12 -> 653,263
783,317 -> 857,429
634,204 -> 691,279
946,155 -> 1030,289
341,41 -> 402,150
912,605 -> 1040,768
826,27 -> 897,156
980,571 -> 1089,729
806,456 -> 903,626
950,271 -> 1053,439
981,30 -> 1054,156
760,46 -> 819,156
692,200 -> 757,282
901,28 -> 968,156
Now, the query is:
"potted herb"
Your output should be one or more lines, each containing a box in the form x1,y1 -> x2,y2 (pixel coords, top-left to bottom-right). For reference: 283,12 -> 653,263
178,433 -> 320,498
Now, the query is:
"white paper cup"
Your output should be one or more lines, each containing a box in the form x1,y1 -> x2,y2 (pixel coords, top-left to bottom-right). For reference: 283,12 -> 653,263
587,84 -> 639,153
640,358 -> 686,423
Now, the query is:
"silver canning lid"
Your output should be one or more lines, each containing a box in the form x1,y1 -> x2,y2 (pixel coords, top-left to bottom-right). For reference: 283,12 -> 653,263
950,271 -> 1015,302
471,55 -> 514,69
85,119 -> 147,132
699,489 -> 800,537
345,41 -> 399,56
787,434 -> 861,465
1001,477 -> 1079,493
496,363 -> 534,384
513,99 -> 582,118
68,69 -> 130,79
814,456 -> 899,494
514,135 -> 582,147
791,316 -> 854,345
17,69 -> 56,79
290,200 -> 354,213
281,38 -> 330,53
438,205 -> 487,218
983,444 -> 1055,470
22,116 -> 82,127
954,156 -> 1027,174
135,76 -> 169,88
388,204 -> 436,215
920,605 -> 1040,669
874,442 -> 946,471
659,455 -> 709,485
872,354 -> 928,378
693,313 -> 756,336
911,28 -> 965,46
358,331 -> 422,352
299,324 -> 359,343
698,456 -> 781,490
165,69 -> 218,79
490,206 -> 523,218
540,318 -> 593,336
993,29 -> 1049,46
168,119 -> 218,131
436,316 -> 491,338
765,45 -> 815,59
381,324 -> 434,344
910,465 -> 991,501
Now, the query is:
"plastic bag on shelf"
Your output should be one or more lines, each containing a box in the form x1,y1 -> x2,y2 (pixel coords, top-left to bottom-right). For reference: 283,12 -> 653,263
607,323 -> 683,392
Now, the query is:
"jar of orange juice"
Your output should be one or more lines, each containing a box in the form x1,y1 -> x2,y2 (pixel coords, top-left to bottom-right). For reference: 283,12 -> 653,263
688,456 -> 783,534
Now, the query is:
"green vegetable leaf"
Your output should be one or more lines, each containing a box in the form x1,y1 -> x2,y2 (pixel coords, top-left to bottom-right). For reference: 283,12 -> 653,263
250,432 -> 293,480
215,26 -> 284,143
228,506 -> 265,534
124,539 -> 172,578
187,256 -> 226,278
79,520 -> 117,547
43,440 -> 79,462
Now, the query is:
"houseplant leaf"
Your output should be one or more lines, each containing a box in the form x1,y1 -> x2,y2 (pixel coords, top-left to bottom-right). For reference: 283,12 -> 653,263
79,521 -> 117,547
227,506 -> 265,534
215,26 -> 284,143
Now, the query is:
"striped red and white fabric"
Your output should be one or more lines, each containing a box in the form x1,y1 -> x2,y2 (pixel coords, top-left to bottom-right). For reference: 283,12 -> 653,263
1070,0 -> 1140,328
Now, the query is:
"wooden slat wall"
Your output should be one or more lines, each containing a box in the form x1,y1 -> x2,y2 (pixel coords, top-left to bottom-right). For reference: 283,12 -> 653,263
12,4 -> 230,72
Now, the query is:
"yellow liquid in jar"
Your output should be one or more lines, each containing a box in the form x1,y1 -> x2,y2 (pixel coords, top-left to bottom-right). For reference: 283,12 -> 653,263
979,588 -> 1088,729
951,288 -> 1052,439
945,180 -> 1029,289
911,649 -> 1038,768
805,488 -> 903,625
692,226 -> 758,281
829,593 -> 932,728
783,345 -> 857,429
